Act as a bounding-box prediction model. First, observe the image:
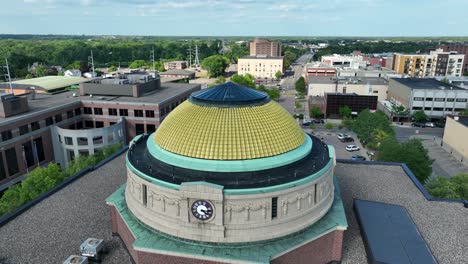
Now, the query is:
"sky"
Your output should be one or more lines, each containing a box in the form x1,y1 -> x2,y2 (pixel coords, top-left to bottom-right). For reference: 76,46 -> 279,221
0,0 -> 467,36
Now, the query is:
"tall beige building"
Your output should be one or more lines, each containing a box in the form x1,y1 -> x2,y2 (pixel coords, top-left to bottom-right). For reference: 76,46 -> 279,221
238,56 -> 284,78
249,38 -> 282,57
442,116 -> 468,167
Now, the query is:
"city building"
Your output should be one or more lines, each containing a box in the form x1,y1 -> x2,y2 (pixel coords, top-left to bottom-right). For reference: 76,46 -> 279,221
439,44 -> 468,75
392,49 -> 465,77
64,69 -> 82,77
305,62 -> 337,81
238,56 -> 284,78
0,76 -> 89,95
163,60 -> 188,70
308,77 -> 388,101
325,93 -> 378,118
249,38 -> 282,57
0,73 -> 200,188
321,54 -> 367,69
387,78 -> 468,118
442,115 -> 468,167
337,67 -> 395,79
159,69 -> 196,80
108,82 -> 347,263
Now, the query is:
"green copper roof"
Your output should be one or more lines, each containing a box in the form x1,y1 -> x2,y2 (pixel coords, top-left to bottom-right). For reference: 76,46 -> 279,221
106,177 -> 347,263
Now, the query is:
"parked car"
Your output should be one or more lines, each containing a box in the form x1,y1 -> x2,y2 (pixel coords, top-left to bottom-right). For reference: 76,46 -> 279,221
302,121 -> 312,126
425,122 -> 435,128
351,155 -> 366,161
346,145 -> 360,152
313,119 -> 325,124
340,137 -> 354,143
337,134 -> 351,140
412,122 -> 426,128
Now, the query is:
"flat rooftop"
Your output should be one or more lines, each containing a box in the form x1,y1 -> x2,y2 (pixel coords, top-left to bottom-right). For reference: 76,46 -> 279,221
309,76 -> 388,85
1,76 -> 90,91
452,116 -> 468,127
0,82 -> 200,123
0,157 -> 465,263
392,78 -> 466,90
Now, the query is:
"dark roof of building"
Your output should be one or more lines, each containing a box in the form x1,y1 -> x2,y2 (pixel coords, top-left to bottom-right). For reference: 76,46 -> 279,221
454,116 -> 468,127
190,81 -> 269,106
391,78 -> 465,90
159,69 -> 195,76
0,157 -> 465,263
308,76 -> 387,85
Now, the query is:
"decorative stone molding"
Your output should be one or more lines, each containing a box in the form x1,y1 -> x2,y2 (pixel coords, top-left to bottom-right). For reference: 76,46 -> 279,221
225,202 -> 269,221
281,191 -> 314,215
148,191 -> 181,216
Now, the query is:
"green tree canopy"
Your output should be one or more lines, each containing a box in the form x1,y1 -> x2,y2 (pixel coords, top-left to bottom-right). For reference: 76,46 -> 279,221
34,65 -> 47,77
413,110 -> 427,122
295,76 -> 306,95
230,74 -> 255,88
377,138 -> 433,183
257,85 -> 280,101
129,60 -> 147,69
310,106 -> 323,118
108,65 -> 117,72
275,70 -> 282,80
350,110 -> 394,144
425,173 -> 468,200
457,108 -> 468,116
339,105 -> 352,118
201,55 -> 229,77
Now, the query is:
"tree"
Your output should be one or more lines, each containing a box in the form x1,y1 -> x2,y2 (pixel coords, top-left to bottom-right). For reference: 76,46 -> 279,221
338,105 -> 352,118
230,74 -> 255,88
325,123 -> 334,129
275,70 -> 282,80
79,60 -> 90,73
108,65 -> 117,72
57,71 -> 64,76
67,61 -> 81,70
413,110 -> 427,122
425,174 -> 468,200
201,55 -> 229,77
458,108 -> 468,116
153,61 -> 165,72
310,106 -> 323,118
257,85 -> 280,101
35,65 -> 47,77
391,104 -> 409,121
440,78 -> 450,84
129,60 -> 147,69
295,76 -> 306,95
350,110 -> 394,144
377,138 -> 433,183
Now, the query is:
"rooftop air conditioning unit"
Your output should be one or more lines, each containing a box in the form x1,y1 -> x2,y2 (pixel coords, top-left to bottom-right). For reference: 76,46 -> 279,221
80,238 -> 104,261
63,255 -> 88,264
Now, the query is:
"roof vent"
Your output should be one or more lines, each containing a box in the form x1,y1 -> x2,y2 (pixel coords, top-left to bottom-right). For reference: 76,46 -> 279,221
80,238 -> 104,261
454,116 -> 459,121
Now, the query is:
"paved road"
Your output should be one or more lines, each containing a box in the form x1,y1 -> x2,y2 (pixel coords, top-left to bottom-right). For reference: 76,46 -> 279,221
393,124 -> 444,142
281,53 -> 313,92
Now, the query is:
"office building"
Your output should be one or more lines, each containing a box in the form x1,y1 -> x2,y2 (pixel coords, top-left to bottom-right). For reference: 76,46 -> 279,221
325,93 -> 378,118
308,77 -> 388,101
439,44 -> 468,75
238,56 -> 284,78
249,38 -> 282,57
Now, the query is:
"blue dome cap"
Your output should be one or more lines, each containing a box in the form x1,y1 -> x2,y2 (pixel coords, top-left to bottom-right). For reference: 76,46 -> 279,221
190,82 -> 269,107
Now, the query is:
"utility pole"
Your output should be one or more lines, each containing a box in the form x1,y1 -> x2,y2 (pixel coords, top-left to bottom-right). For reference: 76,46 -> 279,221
3,58 -> 13,94
187,43 -> 193,68
194,45 -> 200,67
88,50 -> 95,76
150,47 -> 156,72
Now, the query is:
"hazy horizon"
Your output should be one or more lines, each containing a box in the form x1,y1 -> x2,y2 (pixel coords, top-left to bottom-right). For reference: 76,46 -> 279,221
1,0 -> 467,36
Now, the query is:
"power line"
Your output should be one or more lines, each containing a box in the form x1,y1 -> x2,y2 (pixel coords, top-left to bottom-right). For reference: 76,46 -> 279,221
3,58 -> 13,94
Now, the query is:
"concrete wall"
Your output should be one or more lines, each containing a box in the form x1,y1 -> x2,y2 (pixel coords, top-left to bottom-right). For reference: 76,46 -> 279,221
79,79 -> 160,98
125,160 -> 335,243
442,117 -> 468,167
387,79 -> 411,108
51,120 -> 125,168
0,96 -> 29,118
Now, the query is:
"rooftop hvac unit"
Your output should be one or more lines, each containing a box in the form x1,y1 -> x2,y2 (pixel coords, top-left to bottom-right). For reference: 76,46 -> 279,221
80,238 -> 104,261
63,255 -> 88,264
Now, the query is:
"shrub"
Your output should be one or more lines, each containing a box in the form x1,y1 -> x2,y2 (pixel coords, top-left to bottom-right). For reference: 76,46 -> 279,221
325,123 -> 333,129
425,173 -> 468,200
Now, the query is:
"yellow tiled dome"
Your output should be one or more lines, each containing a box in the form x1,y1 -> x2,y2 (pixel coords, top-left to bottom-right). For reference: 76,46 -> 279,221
154,100 -> 305,160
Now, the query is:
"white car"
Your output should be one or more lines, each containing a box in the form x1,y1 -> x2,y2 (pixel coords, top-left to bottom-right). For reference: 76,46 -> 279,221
346,145 -> 360,152
337,134 -> 350,140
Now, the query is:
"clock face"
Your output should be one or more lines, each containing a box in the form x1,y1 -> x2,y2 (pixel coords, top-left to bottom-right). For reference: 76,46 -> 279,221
191,200 -> 214,220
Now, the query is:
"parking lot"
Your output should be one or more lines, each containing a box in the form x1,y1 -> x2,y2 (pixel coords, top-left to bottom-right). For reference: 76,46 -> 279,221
304,127 -> 369,160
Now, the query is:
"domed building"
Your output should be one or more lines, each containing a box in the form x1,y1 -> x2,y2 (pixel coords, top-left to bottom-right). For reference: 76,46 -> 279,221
107,82 -> 347,264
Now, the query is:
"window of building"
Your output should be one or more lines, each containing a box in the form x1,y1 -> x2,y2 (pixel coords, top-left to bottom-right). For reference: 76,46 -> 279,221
93,136 -> 103,145
147,124 -> 156,134
136,124 -> 145,135
142,184 -> 147,207
271,197 -> 278,219
67,110 -> 74,119
65,137 -> 73,145
425,98 -> 433,101
1,130 -> 13,141
372,90 -> 379,94
55,114 -> 62,123
433,107 -> 443,111
413,97 -> 424,101
455,108 -> 465,112
0,152 -> 6,181
77,137 -> 88,146
447,98 -> 455,102
110,122 -> 116,126
95,121 -> 104,128
412,107 -> 423,110
424,107 -> 432,111
456,98 -> 467,102
434,98 -> 445,102
76,122 -> 83,129
68,150 -> 75,162
119,109 -> 128,116
94,108 -> 103,115
134,109 -> 144,117
33,137 -> 45,162
79,150 -> 89,156
22,142 -> 34,168
45,117 -> 54,126
75,108 -> 81,116
109,108 -> 118,116
84,120 -> 94,128
108,133 -> 115,142
31,121 -> 40,131
5,148 -> 19,176
145,110 -> 155,118
83,107 -> 92,114
445,108 -> 453,112
19,125 -> 29,136
458,59 -> 463,63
